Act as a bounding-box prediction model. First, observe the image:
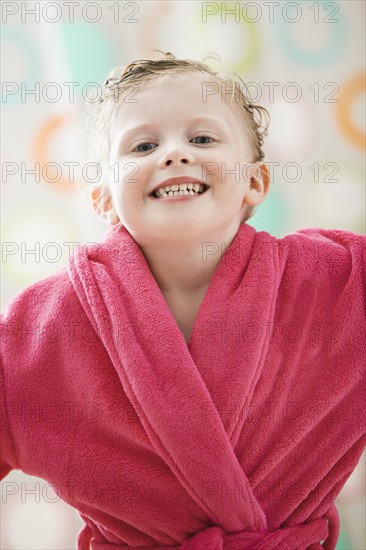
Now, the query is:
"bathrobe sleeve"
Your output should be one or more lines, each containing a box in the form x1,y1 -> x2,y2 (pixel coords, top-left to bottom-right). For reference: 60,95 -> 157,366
0,354 -> 18,479
0,267 -> 73,481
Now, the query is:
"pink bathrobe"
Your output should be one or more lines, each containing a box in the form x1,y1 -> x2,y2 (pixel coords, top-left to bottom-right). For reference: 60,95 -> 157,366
1,223 -> 365,550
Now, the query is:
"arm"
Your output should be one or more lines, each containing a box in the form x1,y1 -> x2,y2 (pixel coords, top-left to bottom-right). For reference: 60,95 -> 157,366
0,349 -> 19,479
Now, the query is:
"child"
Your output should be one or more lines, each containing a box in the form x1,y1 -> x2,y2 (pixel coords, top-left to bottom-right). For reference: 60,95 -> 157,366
1,51 -> 365,550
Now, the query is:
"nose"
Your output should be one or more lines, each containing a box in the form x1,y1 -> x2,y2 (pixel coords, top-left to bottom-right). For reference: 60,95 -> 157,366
157,141 -> 195,167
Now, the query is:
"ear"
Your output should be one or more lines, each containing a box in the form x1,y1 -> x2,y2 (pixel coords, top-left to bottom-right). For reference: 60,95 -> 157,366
91,186 -> 103,215
91,186 -> 120,225
243,163 -> 270,206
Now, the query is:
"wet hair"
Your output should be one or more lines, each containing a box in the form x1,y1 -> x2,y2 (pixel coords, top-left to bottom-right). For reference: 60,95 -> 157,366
84,50 -> 270,225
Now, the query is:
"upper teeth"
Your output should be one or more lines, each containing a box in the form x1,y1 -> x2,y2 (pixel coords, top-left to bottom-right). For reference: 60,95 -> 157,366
153,183 -> 206,198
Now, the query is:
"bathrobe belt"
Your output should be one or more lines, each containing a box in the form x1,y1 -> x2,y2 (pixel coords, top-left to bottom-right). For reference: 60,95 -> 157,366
91,504 -> 338,550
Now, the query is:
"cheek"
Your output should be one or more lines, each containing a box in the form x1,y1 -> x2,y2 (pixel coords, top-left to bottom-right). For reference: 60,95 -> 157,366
109,181 -> 144,215
109,159 -> 140,186
123,161 -> 142,188
214,167 -> 247,192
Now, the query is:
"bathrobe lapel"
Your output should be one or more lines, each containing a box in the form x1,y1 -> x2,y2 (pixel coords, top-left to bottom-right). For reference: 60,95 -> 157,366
69,224 -> 269,533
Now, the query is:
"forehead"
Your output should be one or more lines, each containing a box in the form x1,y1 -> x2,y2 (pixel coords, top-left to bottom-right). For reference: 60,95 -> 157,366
112,73 -> 242,132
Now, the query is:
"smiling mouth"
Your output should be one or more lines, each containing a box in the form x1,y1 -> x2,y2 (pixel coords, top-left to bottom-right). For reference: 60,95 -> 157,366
150,183 -> 209,199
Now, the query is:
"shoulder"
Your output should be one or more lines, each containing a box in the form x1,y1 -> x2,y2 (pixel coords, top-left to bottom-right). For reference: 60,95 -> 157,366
275,227 -> 365,280
246,227 -> 366,311
281,226 -> 365,251
1,226 -> 118,324
0,265 -> 89,366
279,226 -> 365,255
1,267 -> 77,328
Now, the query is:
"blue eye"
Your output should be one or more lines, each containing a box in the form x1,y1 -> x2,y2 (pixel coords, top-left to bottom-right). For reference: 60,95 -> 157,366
133,143 -> 157,153
191,136 -> 214,144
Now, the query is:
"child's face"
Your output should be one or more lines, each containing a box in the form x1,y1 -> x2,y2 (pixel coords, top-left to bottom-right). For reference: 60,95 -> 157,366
107,73 -> 265,244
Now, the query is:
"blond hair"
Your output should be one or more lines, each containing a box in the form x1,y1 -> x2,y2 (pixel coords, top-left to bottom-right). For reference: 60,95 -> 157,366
84,51 -> 270,225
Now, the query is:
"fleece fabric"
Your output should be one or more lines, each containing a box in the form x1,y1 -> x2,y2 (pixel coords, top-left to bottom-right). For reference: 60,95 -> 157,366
1,223 -> 365,550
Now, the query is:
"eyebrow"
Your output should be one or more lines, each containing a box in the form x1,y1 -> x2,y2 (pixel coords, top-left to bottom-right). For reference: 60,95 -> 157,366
186,116 -> 227,129
119,123 -> 153,140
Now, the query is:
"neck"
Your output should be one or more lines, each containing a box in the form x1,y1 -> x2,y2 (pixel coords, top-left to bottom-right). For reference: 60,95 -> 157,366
138,225 -> 241,297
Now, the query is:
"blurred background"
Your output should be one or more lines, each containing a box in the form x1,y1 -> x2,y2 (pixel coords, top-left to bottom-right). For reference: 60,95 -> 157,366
1,1 -> 365,548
